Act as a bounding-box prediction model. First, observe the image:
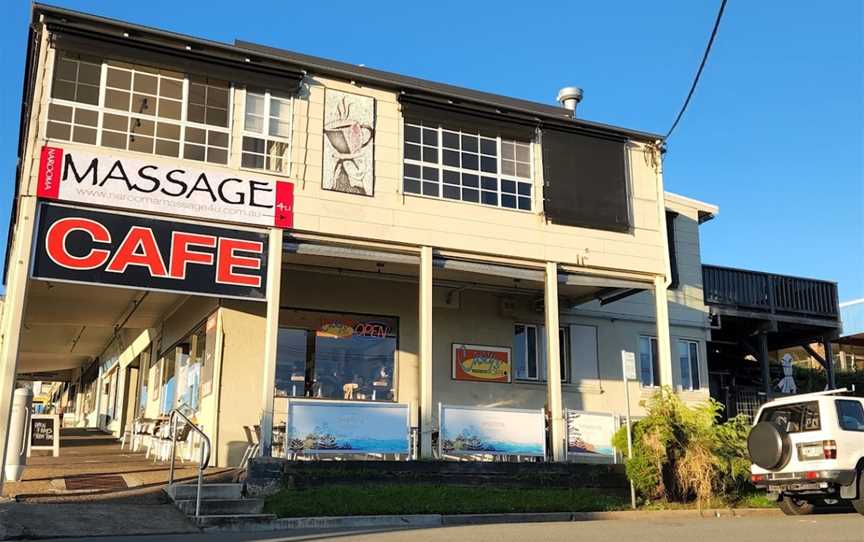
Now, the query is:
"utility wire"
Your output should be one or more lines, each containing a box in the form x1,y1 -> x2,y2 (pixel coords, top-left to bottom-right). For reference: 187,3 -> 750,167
664,0 -> 729,141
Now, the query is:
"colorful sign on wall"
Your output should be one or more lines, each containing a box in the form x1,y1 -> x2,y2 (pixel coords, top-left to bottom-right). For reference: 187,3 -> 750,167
285,399 -> 410,455
31,203 -> 269,300
37,146 -> 294,228
451,344 -> 511,383
565,410 -> 617,463
439,404 -> 545,457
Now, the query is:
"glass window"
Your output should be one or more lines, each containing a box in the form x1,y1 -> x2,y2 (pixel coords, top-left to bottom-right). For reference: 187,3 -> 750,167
836,400 -> 864,431
242,90 -> 293,174
403,121 -> 533,211
759,401 -> 821,433
639,336 -> 659,387
275,310 -> 398,403
514,324 -> 568,382
159,349 -> 176,415
47,52 -> 232,165
678,340 -> 701,390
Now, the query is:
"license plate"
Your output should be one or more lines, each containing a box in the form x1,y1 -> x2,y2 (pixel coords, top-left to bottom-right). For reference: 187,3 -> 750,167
800,445 -> 822,459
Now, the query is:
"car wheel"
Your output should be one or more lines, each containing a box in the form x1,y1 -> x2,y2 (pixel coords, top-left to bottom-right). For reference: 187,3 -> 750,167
778,495 -> 815,516
851,470 -> 864,516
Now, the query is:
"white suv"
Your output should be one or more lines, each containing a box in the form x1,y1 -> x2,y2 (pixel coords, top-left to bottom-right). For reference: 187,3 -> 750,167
748,389 -> 864,516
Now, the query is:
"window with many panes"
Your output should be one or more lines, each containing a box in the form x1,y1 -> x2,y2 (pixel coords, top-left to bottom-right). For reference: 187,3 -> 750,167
513,324 -> 569,382
677,340 -> 701,391
47,51 -> 232,165
639,335 -> 659,387
403,122 -> 533,210
241,89 -> 292,174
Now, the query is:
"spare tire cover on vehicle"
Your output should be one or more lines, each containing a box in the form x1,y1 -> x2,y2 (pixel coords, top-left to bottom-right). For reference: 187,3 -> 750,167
748,421 -> 791,470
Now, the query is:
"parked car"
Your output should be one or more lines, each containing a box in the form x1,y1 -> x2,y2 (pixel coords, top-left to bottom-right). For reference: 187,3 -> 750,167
748,389 -> 864,515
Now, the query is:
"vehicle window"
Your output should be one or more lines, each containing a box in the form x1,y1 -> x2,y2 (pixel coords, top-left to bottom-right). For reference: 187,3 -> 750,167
758,401 -> 821,433
835,400 -> 864,432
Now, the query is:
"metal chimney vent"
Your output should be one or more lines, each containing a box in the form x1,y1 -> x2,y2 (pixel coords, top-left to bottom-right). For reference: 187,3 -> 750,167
556,87 -> 583,117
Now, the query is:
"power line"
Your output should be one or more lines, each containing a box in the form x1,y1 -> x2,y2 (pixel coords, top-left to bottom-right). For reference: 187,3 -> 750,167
664,0 -> 729,141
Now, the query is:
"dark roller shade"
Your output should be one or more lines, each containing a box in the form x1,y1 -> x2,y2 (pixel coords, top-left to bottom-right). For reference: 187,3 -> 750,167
50,30 -> 304,94
400,94 -> 538,141
542,128 -> 630,232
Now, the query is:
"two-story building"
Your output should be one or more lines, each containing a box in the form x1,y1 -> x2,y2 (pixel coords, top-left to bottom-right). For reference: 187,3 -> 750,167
0,4 -> 718,475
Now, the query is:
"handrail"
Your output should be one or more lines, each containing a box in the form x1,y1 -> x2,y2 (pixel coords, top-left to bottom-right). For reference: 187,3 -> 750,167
167,408 -> 211,518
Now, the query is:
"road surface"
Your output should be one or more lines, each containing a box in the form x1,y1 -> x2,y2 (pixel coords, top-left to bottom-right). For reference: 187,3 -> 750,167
50,513 -> 864,542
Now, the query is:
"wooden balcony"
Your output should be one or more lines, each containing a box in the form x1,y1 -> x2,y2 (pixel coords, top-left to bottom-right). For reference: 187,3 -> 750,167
702,264 -> 840,323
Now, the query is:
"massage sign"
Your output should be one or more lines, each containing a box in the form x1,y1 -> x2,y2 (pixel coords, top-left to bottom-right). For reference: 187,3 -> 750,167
32,203 -> 269,300
37,146 -> 294,228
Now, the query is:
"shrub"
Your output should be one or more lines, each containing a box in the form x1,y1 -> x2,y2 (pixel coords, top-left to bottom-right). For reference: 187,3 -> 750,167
612,387 -> 751,508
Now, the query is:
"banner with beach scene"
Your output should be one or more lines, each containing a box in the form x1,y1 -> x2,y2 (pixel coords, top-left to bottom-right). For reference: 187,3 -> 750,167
439,404 -> 545,457
565,410 -> 617,463
285,400 -> 410,455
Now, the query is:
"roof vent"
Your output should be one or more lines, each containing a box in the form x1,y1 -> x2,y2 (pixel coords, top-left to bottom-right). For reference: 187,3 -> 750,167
556,86 -> 583,117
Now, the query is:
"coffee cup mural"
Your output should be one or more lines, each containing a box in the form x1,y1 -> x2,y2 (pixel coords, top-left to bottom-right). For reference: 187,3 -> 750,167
323,90 -> 375,196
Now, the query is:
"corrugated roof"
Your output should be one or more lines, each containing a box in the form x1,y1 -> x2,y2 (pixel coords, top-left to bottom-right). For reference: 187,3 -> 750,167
33,3 -> 663,142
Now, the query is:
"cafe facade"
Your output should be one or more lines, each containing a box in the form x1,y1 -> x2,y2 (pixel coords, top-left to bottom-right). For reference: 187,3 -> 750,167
0,5 -> 716,473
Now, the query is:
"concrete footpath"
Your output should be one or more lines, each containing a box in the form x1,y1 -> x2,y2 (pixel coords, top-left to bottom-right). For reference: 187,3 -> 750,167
0,502 -> 783,539
0,502 -> 199,539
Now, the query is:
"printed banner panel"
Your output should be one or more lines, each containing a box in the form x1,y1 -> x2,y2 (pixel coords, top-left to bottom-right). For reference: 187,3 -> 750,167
32,203 -> 268,300
566,410 -> 617,462
37,146 -> 294,228
286,400 -> 410,455
440,405 -> 545,457
451,344 -> 511,383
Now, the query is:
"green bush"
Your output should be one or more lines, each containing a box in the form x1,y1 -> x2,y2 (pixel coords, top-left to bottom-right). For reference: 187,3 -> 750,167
612,388 -> 751,508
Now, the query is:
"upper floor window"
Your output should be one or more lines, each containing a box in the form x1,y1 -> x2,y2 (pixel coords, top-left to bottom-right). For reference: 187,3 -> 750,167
403,121 -> 533,211
241,90 -> 293,174
677,339 -> 701,391
47,52 -> 232,165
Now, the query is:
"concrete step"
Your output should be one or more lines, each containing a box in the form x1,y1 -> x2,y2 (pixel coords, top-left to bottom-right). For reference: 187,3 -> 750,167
193,514 -> 278,530
175,498 -> 264,516
166,483 -> 242,501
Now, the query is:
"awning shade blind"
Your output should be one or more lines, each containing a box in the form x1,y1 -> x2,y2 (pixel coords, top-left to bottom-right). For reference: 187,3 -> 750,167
50,30 -> 305,94
399,94 -> 538,141
541,128 -> 631,232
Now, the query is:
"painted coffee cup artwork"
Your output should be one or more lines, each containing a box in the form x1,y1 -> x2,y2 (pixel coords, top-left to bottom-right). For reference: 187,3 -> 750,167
323,89 -> 375,196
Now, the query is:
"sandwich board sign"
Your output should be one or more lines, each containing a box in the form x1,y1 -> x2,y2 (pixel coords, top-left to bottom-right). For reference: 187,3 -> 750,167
28,414 -> 60,457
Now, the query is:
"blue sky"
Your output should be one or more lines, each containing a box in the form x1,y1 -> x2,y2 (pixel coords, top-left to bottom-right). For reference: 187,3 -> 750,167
1,1 -> 862,300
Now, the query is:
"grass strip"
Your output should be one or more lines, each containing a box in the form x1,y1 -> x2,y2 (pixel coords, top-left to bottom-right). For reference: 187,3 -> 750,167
264,484 -> 625,517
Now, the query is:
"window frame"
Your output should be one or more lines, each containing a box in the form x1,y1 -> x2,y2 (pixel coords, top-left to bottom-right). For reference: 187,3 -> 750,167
46,51 -> 234,166
639,335 -> 660,388
513,323 -> 569,383
402,120 -> 534,212
677,339 -> 701,391
240,88 -> 294,176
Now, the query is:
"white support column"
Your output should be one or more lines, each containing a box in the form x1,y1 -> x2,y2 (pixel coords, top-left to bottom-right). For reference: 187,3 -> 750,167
0,196 -> 38,492
544,262 -> 565,462
653,275 -> 674,388
419,246 -> 434,459
259,228 -> 284,457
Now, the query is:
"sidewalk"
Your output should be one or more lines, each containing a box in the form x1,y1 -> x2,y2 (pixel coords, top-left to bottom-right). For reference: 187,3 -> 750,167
4,427 -> 230,502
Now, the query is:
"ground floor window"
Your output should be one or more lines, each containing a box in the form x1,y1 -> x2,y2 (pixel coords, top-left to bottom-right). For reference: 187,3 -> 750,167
677,339 -> 701,390
639,335 -> 659,387
275,309 -> 398,402
513,324 -> 569,382
157,321 -> 209,416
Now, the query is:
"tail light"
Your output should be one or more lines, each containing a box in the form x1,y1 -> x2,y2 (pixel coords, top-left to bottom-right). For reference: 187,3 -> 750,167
823,440 -> 837,459
751,474 -> 766,483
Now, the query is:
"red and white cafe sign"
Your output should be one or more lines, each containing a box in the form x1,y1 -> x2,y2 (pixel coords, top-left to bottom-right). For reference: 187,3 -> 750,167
30,146 -> 294,300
